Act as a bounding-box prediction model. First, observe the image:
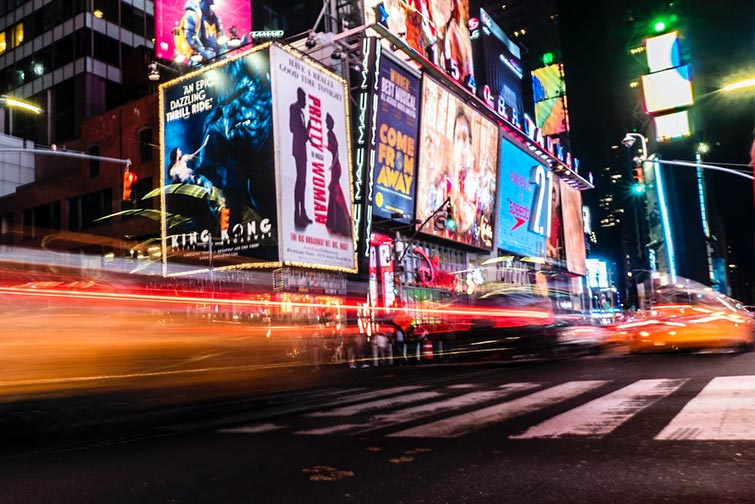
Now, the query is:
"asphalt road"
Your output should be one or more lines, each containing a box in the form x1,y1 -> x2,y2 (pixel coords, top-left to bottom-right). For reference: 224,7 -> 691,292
0,351 -> 753,504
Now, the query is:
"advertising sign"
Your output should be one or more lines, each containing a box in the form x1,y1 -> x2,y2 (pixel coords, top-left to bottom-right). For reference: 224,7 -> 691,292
560,181 -> 587,276
159,44 -> 278,268
546,175 -> 566,267
641,65 -> 694,113
363,0 -> 476,92
471,8 -> 524,127
372,56 -> 421,222
155,0 -> 252,63
532,64 -> 569,136
270,44 -> 356,272
416,77 -> 498,249
585,258 -> 609,289
496,138 -> 547,257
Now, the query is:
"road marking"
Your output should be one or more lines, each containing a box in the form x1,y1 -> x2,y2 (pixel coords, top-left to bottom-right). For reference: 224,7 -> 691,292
511,378 -> 687,439
655,375 -> 755,441
358,383 -> 540,434
296,424 -> 360,435
389,380 -> 607,438
306,390 -> 444,417
218,423 -> 284,434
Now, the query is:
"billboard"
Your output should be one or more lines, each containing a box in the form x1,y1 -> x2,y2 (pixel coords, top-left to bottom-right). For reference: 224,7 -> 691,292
560,181 -> 586,276
471,8 -> 524,125
372,56 -> 421,222
270,44 -> 357,272
416,77 -> 498,249
363,0 -> 476,92
654,110 -> 691,141
642,65 -> 694,113
532,64 -> 568,136
159,43 -> 278,268
585,258 -> 609,290
546,175 -> 566,267
645,31 -> 680,73
497,137 -> 548,257
155,0 -> 252,63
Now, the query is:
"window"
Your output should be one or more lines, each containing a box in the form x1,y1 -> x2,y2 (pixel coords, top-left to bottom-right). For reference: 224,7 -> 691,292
138,128 -> 153,163
13,22 -> 23,48
68,189 -> 113,231
0,32 -> 6,55
87,145 -> 100,178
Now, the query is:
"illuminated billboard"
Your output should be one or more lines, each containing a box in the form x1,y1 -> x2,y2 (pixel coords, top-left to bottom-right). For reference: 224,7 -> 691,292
497,137 -> 547,257
585,258 -> 609,290
155,0 -> 252,63
416,77 -> 498,249
532,64 -> 569,136
645,31 -> 680,73
560,181 -> 586,276
159,43 -> 278,269
654,110 -> 691,141
270,44 -> 357,273
546,175 -> 565,267
471,8 -> 524,125
642,65 -> 694,113
363,0 -> 476,92
372,56 -> 421,223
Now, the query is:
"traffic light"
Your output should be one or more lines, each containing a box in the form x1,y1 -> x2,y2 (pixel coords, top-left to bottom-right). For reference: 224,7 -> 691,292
122,168 -> 137,201
219,206 -> 231,231
433,204 -> 456,231
445,205 -> 456,231
631,167 -> 645,194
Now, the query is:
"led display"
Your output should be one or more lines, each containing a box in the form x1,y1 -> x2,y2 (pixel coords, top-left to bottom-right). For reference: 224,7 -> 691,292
372,56 -> 421,222
654,110 -> 691,141
155,0 -> 252,63
416,76 -> 498,249
645,31 -> 680,73
641,65 -> 694,113
363,0 -> 476,92
560,180 -> 586,276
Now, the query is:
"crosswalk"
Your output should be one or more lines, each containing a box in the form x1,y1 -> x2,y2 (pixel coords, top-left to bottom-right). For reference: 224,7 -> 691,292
217,375 -> 755,441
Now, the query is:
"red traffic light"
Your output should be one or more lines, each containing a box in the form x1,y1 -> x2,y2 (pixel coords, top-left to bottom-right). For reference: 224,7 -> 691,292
122,170 -> 137,201
631,167 -> 645,186
219,207 -> 231,231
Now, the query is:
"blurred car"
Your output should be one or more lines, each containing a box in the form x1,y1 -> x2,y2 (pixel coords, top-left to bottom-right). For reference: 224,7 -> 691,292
617,282 -> 755,354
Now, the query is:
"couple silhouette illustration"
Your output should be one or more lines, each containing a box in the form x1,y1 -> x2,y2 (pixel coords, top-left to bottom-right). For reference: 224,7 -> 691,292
289,87 -> 351,237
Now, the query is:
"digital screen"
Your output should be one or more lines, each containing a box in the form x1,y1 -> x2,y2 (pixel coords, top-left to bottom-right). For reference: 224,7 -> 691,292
159,44 -> 278,267
645,31 -> 680,73
546,175 -> 565,267
271,44 -> 356,273
496,137 -> 547,257
155,0 -> 252,63
363,0 -> 476,92
372,56 -> 421,223
416,77 -> 498,249
534,95 -> 569,136
531,64 -> 564,102
585,258 -> 609,289
471,8 -> 524,124
654,110 -> 691,141
642,65 -> 694,113
560,181 -> 586,276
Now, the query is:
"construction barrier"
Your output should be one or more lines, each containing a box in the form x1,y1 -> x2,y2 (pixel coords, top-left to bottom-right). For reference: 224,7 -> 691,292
423,339 -> 433,360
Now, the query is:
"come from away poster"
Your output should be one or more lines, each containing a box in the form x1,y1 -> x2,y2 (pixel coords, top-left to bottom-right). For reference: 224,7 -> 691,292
372,56 -> 420,222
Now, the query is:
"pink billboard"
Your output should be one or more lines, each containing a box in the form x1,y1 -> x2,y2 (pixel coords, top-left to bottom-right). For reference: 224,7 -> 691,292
155,0 -> 252,63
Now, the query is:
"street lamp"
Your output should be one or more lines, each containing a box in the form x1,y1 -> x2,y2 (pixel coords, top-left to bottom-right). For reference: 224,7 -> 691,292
0,95 -> 43,115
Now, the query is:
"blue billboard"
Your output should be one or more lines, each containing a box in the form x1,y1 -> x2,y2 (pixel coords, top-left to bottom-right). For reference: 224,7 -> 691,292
371,56 -> 420,222
497,137 -> 548,257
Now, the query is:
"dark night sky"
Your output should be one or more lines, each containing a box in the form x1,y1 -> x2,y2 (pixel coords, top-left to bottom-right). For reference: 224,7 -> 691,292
556,0 -> 754,302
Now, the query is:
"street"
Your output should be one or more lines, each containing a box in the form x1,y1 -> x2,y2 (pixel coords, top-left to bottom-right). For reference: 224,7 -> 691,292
0,350 -> 753,503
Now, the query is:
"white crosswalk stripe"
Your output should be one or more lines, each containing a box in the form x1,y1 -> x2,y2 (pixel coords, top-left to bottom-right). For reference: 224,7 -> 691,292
389,380 -> 607,438
511,378 -> 688,439
655,375 -> 755,441
305,390 -> 444,417
218,376 -> 755,442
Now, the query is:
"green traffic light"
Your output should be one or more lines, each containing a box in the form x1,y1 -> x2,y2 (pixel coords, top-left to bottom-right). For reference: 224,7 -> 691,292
651,18 -> 667,33
632,183 -> 646,195
446,218 -> 456,230
542,52 -> 554,65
